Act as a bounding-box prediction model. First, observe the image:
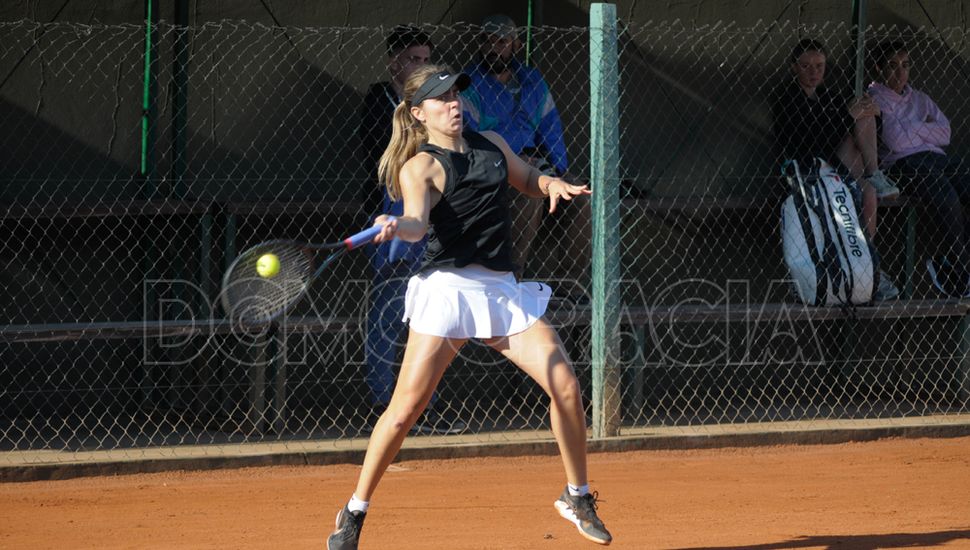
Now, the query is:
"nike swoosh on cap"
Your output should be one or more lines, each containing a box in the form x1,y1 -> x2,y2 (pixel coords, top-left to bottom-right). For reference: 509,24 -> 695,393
438,74 -> 449,80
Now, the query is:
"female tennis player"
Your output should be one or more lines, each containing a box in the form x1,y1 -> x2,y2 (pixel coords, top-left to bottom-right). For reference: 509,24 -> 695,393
327,64 -> 612,549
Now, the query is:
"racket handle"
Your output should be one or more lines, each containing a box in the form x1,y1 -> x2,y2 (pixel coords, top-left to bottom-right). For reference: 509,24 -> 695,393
344,216 -> 397,249
388,237 -> 404,263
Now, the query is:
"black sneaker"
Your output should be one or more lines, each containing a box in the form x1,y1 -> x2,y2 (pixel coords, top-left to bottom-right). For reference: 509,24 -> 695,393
413,402 -> 467,435
326,506 -> 365,550
926,258 -> 970,298
554,488 -> 613,545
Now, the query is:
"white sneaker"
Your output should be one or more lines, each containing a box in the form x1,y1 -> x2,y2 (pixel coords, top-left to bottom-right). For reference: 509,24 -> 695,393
866,170 -> 901,199
874,270 -> 900,301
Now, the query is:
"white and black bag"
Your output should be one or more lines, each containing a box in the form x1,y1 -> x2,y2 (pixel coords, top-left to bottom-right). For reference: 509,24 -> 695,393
780,158 -> 876,306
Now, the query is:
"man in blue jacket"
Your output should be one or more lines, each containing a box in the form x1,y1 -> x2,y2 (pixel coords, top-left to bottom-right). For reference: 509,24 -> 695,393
462,14 -> 589,302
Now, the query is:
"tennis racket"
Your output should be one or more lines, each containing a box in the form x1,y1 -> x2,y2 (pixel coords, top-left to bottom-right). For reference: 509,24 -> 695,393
220,220 -> 392,325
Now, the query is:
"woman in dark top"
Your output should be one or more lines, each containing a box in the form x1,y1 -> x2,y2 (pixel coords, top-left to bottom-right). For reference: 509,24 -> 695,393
770,40 -> 893,191
326,64 -> 612,550
770,38 -> 900,301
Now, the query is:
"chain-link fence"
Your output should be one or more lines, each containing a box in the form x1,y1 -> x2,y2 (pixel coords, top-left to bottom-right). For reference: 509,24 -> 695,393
2,14 -> 969,465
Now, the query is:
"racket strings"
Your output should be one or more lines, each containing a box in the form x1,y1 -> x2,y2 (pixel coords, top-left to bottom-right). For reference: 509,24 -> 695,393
222,243 -> 314,323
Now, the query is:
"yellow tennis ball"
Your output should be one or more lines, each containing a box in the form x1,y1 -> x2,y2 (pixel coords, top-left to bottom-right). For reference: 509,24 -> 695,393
256,253 -> 281,278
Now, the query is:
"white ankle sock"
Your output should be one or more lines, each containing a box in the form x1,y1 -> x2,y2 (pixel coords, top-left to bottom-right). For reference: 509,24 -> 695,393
348,494 -> 369,513
567,483 -> 589,497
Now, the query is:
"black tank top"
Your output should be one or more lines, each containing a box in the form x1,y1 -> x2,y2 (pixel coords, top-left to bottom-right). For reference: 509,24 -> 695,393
417,131 -> 516,272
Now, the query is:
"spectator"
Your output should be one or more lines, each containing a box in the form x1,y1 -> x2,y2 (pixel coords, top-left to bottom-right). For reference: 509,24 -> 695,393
356,25 -> 466,434
869,41 -> 970,298
462,14 -> 590,301
771,38 -> 900,301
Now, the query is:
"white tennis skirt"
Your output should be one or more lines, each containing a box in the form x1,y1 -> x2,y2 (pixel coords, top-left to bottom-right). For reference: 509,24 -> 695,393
403,264 -> 552,338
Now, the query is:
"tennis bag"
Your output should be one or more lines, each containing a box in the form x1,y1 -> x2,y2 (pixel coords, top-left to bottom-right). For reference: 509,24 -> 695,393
780,158 -> 876,306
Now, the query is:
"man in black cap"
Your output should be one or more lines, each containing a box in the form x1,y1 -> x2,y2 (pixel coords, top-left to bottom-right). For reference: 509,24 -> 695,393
356,25 -> 466,435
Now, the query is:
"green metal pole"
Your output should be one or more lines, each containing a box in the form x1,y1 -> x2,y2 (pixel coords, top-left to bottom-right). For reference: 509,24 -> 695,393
852,0 -> 867,97
525,0 -> 533,65
139,0 -> 159,408
140,0 -> 157,191
526,0 -> 544,67
590,3 -> 622,438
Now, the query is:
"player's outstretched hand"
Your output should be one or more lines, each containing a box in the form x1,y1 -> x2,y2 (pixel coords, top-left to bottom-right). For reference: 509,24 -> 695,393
547,180 -> 591,213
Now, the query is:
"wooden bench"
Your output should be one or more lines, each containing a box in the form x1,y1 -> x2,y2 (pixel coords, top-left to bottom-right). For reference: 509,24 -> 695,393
588,294 -> 969,327
0,194 -> 952,435
4,297 -> 967,430
5,297 -> 965,342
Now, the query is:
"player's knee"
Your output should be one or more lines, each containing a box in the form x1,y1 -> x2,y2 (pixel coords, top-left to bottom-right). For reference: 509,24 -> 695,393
553,373 -> 582,406
388,400 -> 422,430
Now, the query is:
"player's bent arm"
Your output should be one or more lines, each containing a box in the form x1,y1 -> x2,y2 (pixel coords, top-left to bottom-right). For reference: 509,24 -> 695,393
480,131 -> 591,214
394,153 -> 441,242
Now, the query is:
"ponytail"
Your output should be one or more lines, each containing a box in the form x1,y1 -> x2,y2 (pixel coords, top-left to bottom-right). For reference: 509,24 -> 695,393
378,101 -> 427,201
376,63 -> 453,201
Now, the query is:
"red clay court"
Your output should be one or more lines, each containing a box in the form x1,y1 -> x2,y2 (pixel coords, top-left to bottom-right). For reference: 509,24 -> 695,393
2,436 -> 969,549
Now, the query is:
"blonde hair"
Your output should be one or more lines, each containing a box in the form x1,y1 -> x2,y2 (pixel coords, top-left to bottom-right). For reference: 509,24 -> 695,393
377,63 -> 453,201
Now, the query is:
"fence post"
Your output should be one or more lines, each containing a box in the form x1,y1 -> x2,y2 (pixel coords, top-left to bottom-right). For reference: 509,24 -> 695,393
139,0 -> 160,409
140,0 -> 158,194
589,3 -> 622,438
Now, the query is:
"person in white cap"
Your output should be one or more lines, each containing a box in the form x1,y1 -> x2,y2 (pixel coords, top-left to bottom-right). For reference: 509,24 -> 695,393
462,14 -> 591,304
327,63 -> 613,549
